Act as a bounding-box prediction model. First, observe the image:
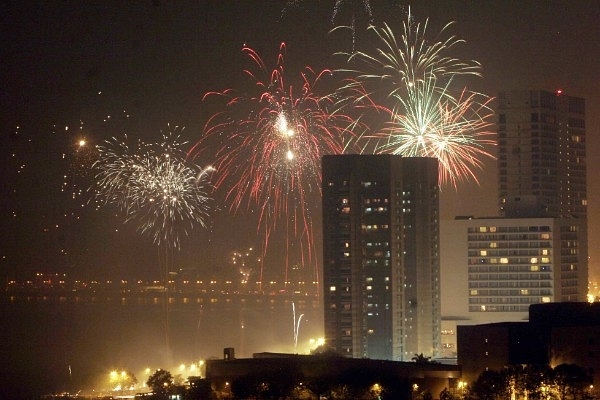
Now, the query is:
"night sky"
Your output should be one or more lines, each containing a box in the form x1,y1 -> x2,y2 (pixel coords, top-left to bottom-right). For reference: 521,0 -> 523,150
2,1 -> 600,282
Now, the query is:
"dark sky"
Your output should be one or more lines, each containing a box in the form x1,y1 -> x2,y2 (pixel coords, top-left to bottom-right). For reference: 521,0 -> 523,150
2,1 -> 600,281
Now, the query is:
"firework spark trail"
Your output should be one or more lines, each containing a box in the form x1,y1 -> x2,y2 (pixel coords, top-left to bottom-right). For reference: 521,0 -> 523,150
335,9 -> 495,186
338,8 -> 482,107
93,129 -> 213,356
292,301 -> 304,351
189,43 -> 356,288
331,0 -> 373,25
371,77 -> 495,187
93,130 -> 213,250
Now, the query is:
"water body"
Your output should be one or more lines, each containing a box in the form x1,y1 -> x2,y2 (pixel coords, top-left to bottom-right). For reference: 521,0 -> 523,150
0,293 -> 323,399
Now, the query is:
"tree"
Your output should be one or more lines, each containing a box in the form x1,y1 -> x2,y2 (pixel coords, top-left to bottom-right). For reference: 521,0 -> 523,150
147,369 -> 173,399
303,376 -> 333,400
471,370 -> 505,400
412,353 -> 432,363
522,364 -> 553,400
230,373 -> 261,399
186,377 -> 213,400
552,363 -> 592,400
109,370 -> 137,391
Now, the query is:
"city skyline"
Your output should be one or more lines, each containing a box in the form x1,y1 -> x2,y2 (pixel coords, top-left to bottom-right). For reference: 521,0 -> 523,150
2,2 -> 600,397
2,1 -> 599,283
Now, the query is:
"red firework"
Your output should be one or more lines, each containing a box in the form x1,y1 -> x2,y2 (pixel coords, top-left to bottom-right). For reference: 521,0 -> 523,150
189,42 -> 356,289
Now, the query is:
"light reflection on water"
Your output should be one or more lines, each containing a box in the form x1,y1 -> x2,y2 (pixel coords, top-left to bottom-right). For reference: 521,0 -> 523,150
1,293 -> 323,397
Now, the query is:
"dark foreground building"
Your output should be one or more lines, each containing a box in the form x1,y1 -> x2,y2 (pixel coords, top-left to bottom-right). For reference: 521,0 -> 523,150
457,302 -> 600,385
206,351 -> 460,399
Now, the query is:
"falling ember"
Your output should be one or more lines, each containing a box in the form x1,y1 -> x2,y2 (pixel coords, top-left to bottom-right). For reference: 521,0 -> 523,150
189,42 -> 357,288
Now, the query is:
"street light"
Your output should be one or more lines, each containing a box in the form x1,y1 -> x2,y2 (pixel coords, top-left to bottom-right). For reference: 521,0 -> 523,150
457,381 -> 467,399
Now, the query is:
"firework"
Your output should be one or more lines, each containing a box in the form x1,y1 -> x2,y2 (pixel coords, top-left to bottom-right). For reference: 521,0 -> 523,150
189,42 -> 356,285
371,78 -> 495,186
338,8 -> 481,103
335,9 -> 495,186
230,247 -> 261,285
281,0 -> 373,50
331,0 -> 373,25
93,130 -> 213,250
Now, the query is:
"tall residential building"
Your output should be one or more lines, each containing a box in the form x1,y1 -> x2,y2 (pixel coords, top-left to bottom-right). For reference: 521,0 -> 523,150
322,154 -> 440,361
497,90 -> 587,219
439,89 -> 588,359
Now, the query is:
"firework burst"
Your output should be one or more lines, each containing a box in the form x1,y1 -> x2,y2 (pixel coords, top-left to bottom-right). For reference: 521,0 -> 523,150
189,42 -> 356,286
371,78 -> 495,186
93,129 -> 213,250
335,9 -> 495,186
338,7 -> 482,103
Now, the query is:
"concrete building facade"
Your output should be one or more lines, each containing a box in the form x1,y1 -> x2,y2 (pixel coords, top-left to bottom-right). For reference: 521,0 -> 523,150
497,90 -> 587,219
322,154 -> 440,361
440,216 -> 588,358
440,89 -> 589,360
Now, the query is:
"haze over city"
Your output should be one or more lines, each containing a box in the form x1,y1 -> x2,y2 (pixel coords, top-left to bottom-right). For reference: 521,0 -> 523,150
1,1 -> 599,398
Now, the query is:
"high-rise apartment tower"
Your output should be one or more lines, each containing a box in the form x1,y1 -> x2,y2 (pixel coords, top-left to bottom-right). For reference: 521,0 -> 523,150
322,155 -> 440,360
497,90 -> 587,218
439,90 -> 588,358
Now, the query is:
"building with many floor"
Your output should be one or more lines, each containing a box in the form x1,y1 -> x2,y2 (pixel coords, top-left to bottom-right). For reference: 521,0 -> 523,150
497,89 -> 587,219
440,216 -> 588,358
440,89 -> 588,359
322,154 -> 440,361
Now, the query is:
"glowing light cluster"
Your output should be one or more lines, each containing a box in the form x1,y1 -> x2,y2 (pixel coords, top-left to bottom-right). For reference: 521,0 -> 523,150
337,8 -> 495,186
190,42 -> 356,284
93,129 -> 213,249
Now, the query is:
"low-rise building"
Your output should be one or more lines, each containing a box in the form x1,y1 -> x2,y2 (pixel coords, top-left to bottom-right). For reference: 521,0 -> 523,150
206,351 -> 461,398
457,302 -> 600,385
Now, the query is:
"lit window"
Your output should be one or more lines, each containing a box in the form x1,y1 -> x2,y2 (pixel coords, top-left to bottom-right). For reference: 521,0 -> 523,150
470,290 -> 478,295
490,242 -> 497,248
330,286 -> 336,291
530,265 -> 539,271
530,257 -> 538,264
480,250 -> 487,256
542,297 -> 551,303
500,258 -> 509,264
541,233 -> 550,239
520,289 -> 529,295
542,249 -> 548,255
541,257 -> 550,263
479,226 -> 488,233
490,227 -> 497,232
